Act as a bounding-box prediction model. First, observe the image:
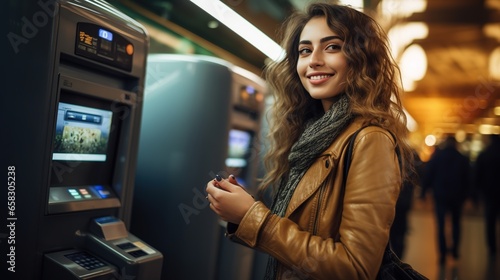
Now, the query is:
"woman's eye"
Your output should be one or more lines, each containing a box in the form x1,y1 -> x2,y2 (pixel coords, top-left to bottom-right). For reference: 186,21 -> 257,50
327,44 -> 342,51
298,48 -> 311,55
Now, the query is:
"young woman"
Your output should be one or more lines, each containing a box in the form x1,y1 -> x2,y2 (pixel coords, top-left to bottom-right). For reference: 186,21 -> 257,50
206,3 -> 414,279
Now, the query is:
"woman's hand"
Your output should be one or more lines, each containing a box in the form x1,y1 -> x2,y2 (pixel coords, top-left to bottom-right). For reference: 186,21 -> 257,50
206,175 -> 255,224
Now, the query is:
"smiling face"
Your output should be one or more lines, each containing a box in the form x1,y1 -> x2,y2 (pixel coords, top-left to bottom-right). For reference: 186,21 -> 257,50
296,16 -> 348,112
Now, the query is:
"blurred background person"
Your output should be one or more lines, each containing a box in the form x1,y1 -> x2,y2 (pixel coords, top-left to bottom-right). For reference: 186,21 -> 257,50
420,135 -> 471,265
474,134 -> 500,259
390,149 -> 423,259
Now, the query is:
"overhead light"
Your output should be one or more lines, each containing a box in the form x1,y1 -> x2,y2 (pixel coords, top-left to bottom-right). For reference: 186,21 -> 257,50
339,0 -> 364,9
387,23 -> 428,92
489,47 -> 500,80
455,130 -> 467,143
381,0 -> 427,18
479,124 -> 500,135
388,22 -> 428,58
483,23 -> 500,41
207,20 -> 219,29
424,134 -> 437,146
401,44 -> 427,81
494,106 -> 500,116
190,0 -> 285,62
289,0 -> 363,11
487,0 -> 500,10
400,44 -> 427,90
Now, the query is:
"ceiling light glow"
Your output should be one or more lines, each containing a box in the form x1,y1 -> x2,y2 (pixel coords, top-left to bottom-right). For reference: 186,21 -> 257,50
399,44 -> 427,92
424,134 -> 437,146
190,0 -> 285,62
494,106 -> 500,116
489,47 -> 500,80
207,20 -> 219,29
479,124 -> 500,135
401,44 -> 427,80
339,0 -> 364,9
388,22 -> 428,58
381,0 -> 427,18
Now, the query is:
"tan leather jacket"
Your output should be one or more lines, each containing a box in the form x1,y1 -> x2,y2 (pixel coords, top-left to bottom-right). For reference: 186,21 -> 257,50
228,120 -> 401,280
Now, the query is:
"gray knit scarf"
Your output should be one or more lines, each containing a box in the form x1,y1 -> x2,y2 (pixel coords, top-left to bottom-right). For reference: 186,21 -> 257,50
264,94 -> 353,279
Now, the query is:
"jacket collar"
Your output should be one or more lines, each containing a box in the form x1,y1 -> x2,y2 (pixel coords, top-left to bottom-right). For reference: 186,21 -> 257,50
284,120 -> 364,217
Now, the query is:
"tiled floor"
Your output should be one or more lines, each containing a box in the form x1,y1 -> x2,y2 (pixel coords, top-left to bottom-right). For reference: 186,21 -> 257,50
402,199 -> 500,280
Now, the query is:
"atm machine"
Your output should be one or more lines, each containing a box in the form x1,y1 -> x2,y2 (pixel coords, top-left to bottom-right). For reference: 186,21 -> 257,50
131,54 -> 267,280
216,65 -> 268,280
3,1 -> 162,279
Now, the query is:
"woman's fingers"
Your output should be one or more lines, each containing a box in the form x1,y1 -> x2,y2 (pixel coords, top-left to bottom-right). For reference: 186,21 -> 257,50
206,174 -> 255,224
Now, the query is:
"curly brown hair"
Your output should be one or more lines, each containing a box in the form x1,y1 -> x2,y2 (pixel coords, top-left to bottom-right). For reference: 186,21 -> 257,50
259,3 -> 414,196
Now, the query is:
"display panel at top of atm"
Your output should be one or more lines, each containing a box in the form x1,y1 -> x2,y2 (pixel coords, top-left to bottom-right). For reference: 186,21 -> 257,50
99,29 -> 113,41
75,22 -> 133,72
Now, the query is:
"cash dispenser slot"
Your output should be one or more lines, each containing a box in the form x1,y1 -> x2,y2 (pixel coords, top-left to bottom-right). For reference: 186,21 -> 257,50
85,216 -> 163,280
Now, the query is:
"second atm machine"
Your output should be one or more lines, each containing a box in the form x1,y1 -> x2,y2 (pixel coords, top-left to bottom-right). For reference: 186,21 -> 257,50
131,54 -> 267,280
4,1 -> 162,279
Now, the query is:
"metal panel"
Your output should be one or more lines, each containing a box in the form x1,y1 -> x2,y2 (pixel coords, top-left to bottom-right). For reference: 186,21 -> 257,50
131,54 -> 233,280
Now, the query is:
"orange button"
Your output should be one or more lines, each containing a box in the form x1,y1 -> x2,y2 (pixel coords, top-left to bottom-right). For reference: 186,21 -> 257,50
126,44 -> 134,55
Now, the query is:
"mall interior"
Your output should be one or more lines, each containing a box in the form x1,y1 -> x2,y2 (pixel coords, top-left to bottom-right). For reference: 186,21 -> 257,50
3,0 -> 500,279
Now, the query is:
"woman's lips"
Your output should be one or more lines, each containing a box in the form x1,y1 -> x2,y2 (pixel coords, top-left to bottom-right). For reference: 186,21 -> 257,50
308,74 -> 333,84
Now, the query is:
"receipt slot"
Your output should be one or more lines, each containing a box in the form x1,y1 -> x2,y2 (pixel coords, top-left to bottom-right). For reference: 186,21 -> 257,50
42,216 -> 163,280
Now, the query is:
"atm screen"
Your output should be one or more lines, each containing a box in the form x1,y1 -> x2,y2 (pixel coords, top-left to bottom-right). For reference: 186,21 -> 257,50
50,92 -> 121,188
53,102 -> 113,162
226,129 -> 253,168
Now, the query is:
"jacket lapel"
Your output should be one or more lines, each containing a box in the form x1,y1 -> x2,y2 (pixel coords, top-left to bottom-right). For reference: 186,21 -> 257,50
284,122 -> 363,217
284,152 -> 336,217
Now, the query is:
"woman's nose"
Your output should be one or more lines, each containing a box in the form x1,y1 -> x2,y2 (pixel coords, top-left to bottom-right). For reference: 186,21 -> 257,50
309,51 -> 324,68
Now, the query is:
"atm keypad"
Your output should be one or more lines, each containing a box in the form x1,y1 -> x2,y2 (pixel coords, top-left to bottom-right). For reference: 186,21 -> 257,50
65,251 -> 106,270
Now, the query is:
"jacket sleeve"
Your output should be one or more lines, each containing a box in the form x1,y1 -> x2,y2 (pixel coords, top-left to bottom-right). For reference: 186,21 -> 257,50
232,129 -> 401,280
